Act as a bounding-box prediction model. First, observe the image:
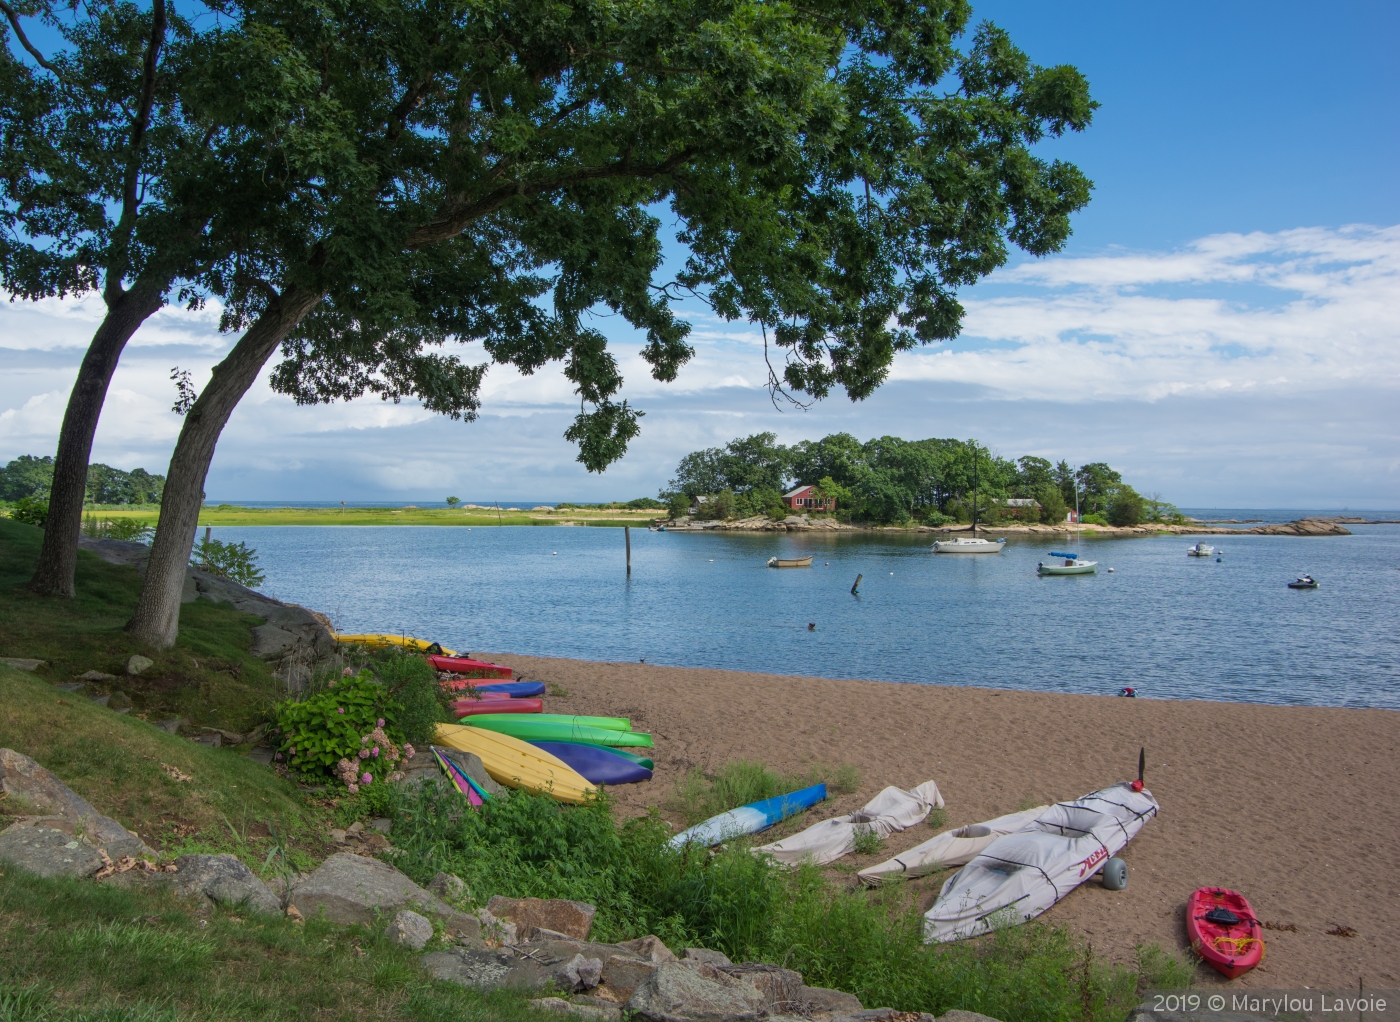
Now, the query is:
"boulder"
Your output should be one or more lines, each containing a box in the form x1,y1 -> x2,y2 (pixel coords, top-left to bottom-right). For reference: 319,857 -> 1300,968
386,909 -> 435,950
599,955 -> 658,1001
427,871 -> 469,904
797,986 -> 864,1015
0,658 -> 44,672
937,1013 -> 1003,1022
0,826 -> 103,878
420,946 -> 602,993
533,997 -> 622,1022
625,960 -> 767,1022
721,964 -> 803,1007
682,949 -> 733,968
168,854 -> 281,915
486,895 -> 595,941
286,853 -> 479,937
77,671 -> 117,683
0,748 -> 149,858
126,655 -> 154,676
617,935 -> 676,965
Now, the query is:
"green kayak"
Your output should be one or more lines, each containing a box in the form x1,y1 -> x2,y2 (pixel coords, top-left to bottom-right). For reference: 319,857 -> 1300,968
463,712 -> 631,731
463,716 -> 654,748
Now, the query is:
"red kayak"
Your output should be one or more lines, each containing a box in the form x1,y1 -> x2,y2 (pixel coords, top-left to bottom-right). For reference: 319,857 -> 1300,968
1186,887 -> 1264,978
428,655 -> 512,679
452,697 -> 542,717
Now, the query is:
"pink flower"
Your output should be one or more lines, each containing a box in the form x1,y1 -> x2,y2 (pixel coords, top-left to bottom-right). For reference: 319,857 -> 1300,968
377,718 -> 385,727
358,748 -> 369,759
342,667 -> 355,677
274,753 -> 282,761
371,747 -> 380,757
361,772 -> 372,785
347,783 -> 359,793
337,707 -> 345,714
361,736 -> 368,745
404,744 -> 415,759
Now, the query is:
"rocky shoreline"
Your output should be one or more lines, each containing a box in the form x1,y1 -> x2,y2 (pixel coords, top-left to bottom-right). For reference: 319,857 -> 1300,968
659,514 -> 1355,537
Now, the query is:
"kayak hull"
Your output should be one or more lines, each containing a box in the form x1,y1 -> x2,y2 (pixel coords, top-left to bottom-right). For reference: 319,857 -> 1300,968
441,679 -> 546,698
531,741 -> 653,786
453,698 -> 543,716
541,741 -> 654,771
337,633 -> 458,656
669,783 -> 827,849
1186,887 -> 1264,979
434,723 -> 596,803
466,717 -> 654,748
429,654 -> 512,678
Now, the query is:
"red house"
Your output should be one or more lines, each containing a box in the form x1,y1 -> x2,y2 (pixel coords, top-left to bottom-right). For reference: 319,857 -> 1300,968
783,485 -> 835,512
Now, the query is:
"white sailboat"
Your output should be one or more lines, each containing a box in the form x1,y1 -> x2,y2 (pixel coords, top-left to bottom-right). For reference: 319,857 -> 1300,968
1038,479 -> 1096,576
933,446 -> 1005,554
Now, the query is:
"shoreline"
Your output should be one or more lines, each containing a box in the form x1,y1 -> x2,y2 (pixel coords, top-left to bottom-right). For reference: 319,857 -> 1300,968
468,651 -> 1399,988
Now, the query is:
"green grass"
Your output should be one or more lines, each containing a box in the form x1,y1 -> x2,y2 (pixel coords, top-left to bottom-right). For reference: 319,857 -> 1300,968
667,760 -> 862,827
0,869 -> 555,1022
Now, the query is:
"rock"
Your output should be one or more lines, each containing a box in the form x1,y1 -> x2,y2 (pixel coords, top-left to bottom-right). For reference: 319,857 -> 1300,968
433,747 -> 506,796
532,997 -> 622,1021
1248,518 -> 1352,536
386,909 -> 435,950
107,691 -> 132,710
486,895 -> 596,941
286,853 -> 479,936
168,853 -> 282,915
682,949 -> 733,968
421,946 -> 602,992
475,907 -> 518,945
155,718 -> 186,734
427,871 -> 468,904
90,694 -> 111,707
1,658 -> 45,672
721,964 -> 803,1006
126,655 -> 154,676
937,1012 -> 1003,1022
0,748 -> 149,858
600,955 -> 658,1001
77,670 -> 117,682
617,935 -> 676,965
370,817 -> 392,834
330,828 -> 348,845
625,960 -> 767,1022
0,826 -> 104,878
797,986 -> 864,1015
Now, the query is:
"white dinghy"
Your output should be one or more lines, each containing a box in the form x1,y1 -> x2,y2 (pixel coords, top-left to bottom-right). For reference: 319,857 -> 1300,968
923,782 -> 1159,943
857,805 -> 1047,887
755,781 -> 943,867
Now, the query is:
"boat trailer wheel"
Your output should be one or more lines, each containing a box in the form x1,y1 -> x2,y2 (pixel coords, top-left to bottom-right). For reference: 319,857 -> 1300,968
1101,857 -> 1128,891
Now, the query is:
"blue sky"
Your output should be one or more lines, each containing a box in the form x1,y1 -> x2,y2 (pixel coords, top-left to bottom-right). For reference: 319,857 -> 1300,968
3,1 -> 1398,507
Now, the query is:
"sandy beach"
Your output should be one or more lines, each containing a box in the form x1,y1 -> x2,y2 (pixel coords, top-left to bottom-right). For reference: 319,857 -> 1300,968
475,652 -> 1398,988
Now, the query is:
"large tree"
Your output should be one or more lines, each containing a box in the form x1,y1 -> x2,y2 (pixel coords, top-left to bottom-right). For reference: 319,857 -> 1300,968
125,0 -> 1097,648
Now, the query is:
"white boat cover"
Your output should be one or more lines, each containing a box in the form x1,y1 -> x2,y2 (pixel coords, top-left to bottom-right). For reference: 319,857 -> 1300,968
923,782 -> 1159,943
857,805 -> 1048,887
754,781 -> 944,867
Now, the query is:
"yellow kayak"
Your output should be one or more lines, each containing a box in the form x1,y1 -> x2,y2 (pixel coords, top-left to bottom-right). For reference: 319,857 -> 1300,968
334,633 -> 458,656
434,724 -> 597,804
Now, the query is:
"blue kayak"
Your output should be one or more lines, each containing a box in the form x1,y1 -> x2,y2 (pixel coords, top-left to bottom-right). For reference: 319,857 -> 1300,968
531,741 -> 653,786
474,681 -> 546,698
668,783 -> 827,850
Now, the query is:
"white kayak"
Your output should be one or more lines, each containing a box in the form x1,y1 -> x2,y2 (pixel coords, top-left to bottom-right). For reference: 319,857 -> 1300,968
923,782 -> 1159,943
755,781 -> 943,867
857,805 -> 1047,887
668,783 -> 827,850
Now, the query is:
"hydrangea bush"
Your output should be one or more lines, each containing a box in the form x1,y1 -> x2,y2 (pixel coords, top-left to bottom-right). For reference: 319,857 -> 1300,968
272,672 -> 414,785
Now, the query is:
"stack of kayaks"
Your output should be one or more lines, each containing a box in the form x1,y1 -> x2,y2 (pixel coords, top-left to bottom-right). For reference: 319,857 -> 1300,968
435,723 -> 597,804
335,633 -> 459,656
442,679 -> 545,697
428,654 -> 513,678
462,713 -> 654,747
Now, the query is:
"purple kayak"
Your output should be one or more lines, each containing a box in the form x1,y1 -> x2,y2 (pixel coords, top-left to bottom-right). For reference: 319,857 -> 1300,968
530,741 -> 653,786
474,681 -> 546,698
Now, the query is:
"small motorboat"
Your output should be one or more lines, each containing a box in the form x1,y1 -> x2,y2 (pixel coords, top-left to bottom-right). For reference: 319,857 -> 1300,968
1187,542 -> 1214,557
1186,887 -> 1264,978
1287,575 -> 1319,589
1037,552 -> 1097,575
932,537 -> 1006,554
767,556 -> 813,568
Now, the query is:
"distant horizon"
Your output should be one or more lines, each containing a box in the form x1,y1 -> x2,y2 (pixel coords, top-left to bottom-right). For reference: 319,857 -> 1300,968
202,499 -> 1400,514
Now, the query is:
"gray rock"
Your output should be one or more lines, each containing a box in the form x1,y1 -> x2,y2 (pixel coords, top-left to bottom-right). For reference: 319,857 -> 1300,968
617,935 -> 676,965
427,871 -> 468,904
796,986 -> 864,1015
386,909 -> 435,950
287,853 -> 479,937
77,671 -> 117,683
937,1013 -> 1003,1022
486,895 -> 596,941
721,964 -> 803,1007
682,949 -> 733,968
831,1012 -> 937,1022
421,946 -> 601,992
564,954 -> 604,991
0,826 -> 103,878
625,960 -> 767,1022
0,658 -> 45,672
475,907 -> 518,945
89,694 -> 111,707
156,718 -> 186,734
600,955 -> 657,1001
370,817 -> 392,834
532,997 -> 622,1022
126,655 -> 154,676
0,748 -> 149,857
169,854 -> 282,915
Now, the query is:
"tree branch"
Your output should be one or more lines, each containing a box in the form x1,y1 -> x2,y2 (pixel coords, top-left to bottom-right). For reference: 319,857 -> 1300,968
0,1 -> 61,75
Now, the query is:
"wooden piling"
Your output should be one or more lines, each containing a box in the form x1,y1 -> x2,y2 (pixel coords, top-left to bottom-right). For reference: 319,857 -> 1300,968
625,525 -> 632,574
851,573 -> 862,594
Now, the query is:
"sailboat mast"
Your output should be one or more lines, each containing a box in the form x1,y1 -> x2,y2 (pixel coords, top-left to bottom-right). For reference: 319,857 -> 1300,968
972,445 -> 978,538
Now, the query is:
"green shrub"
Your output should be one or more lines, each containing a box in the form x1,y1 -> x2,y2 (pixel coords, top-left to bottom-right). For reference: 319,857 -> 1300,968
666,492 -> 691,519
193,537 -> 265,588
1080,513 -> 1108,526
362,647 -> 450,749
271,673 -> 405,787
1037,484 -> 1068,525
81,514 -> 153,543
1108,487 -> 1145,527
9,496 -> 48,528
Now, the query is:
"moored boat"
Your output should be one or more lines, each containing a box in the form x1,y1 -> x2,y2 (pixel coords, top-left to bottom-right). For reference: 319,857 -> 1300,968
1187,542 -> 1214,557
1038,552 -> 1097,575
439,679 -> 546,698
932,537 -> 1006,554
1287,575 -> 1319,589
452,697 -> 543,717
434,723 -> 596,803
767,556 -> 813,568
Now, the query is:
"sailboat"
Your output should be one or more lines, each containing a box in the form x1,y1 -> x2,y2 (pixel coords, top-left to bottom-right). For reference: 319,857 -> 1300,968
932,445 -> 1005,554
1038,478 -> 1097,576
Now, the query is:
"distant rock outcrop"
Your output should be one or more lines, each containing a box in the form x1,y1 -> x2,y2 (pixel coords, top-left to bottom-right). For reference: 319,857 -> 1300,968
1247,518 -> 1352,536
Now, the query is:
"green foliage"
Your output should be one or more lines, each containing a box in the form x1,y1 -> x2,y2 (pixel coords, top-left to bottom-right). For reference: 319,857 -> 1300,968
192,537 -> 264,588
82,515 -> 153,543
1037,484 -> 1069,525
1107,487 -> 1146,527
1135,944 -> 1197,990
84,464 -> 165,505
445,496 -> 461,507
624,497 -> 667,510
851,828 -> 884,856
271,673 -> 400,781
360,647 -> 450,751
1081,513 -> 1109,526
667,492 -> 692,519
926,807 -> 947,831
0,456 -> 54,501
8,496 -> 48,528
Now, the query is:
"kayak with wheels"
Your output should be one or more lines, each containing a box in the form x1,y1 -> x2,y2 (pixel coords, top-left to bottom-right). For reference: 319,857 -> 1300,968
668,783 -> 828,850
530,741 -> 653,785
452,697 -> 543,717
1186,887 -> 1264,979
464,715 -> 654,748
440,679 -> 546,698
428,655 -> 512,678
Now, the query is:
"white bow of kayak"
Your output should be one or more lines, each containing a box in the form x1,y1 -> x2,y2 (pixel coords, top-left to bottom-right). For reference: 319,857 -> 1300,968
857,804 -> 1048,887
755,781 -> 944,867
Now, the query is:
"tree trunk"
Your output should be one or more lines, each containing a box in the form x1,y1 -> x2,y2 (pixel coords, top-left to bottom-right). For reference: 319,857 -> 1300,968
125,285 -> 322,649
28,280 -> 169,597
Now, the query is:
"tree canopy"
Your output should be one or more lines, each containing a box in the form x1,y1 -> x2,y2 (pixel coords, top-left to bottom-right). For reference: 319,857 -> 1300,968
0,454 -> 164,504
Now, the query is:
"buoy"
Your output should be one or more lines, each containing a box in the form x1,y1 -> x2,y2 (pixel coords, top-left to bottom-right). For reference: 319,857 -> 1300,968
808,622 -> 816,631
552,552 -> 557,556
1108,567 -> 1115,573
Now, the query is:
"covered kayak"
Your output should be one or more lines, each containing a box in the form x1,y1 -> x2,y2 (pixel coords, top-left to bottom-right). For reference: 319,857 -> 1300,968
1187,887 -> 1264,979
440,679 -> 546,698
858,806 -> 1047,887
755,782 -> 943,866
453,698 -> 543,717
669,783 -> 827,850
924,783 -> 1159,943
531,741 -> 653,786
538,741 -> 654,771
465,716 -> 654,748
336,633 -> 458,656
428,654 -> 512,678
435,724 -> 596,804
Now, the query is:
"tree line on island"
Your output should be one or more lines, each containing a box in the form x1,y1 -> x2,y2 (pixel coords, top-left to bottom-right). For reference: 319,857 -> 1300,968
661,432 -> 1179,527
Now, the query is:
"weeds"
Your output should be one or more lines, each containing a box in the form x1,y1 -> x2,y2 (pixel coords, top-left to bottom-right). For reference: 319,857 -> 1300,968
668,760 -> 861,826
926,807 -> 947,830
851,827 -> 884,856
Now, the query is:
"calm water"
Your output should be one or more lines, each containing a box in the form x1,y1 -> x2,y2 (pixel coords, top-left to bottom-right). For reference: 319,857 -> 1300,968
215,524 -> 1400,710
